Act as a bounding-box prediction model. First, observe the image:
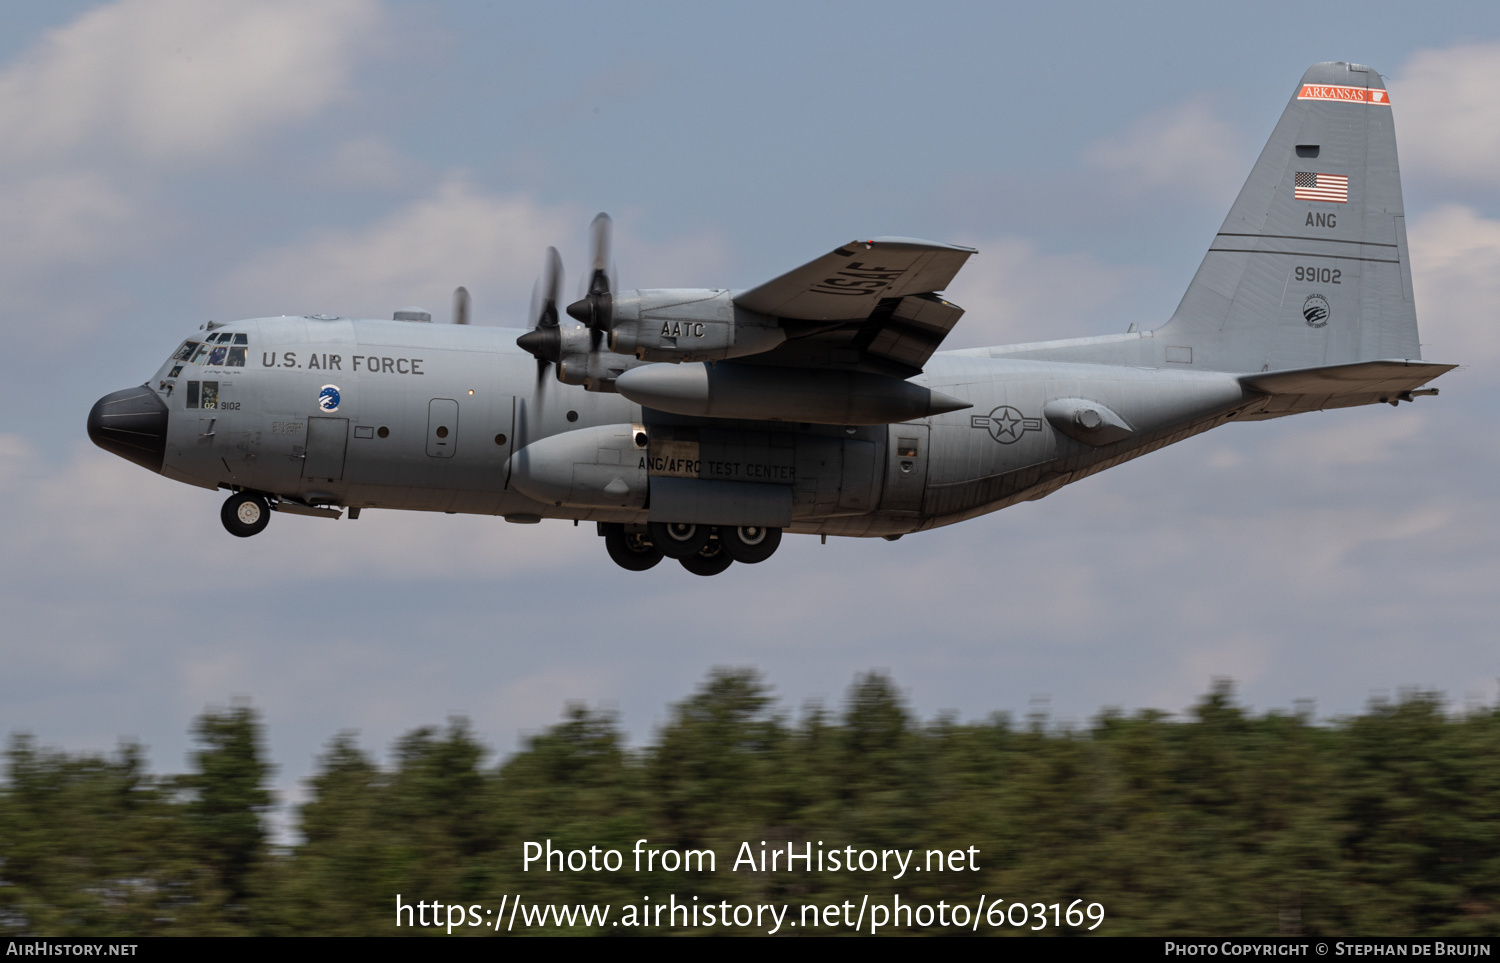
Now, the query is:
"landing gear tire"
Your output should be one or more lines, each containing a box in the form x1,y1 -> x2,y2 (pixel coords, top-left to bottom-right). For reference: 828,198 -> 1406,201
680,538 -> 733,576
221,492 -> 271,538
603,523 -> 664,571
648,521 -> 711,559
719,525 -> 781,563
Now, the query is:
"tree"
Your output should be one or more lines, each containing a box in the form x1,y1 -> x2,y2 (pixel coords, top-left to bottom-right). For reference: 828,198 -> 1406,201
181,702 -> 273,911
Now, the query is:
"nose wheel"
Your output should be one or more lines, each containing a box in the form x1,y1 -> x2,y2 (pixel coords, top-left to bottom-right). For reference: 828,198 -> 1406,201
221,492 -> 271,537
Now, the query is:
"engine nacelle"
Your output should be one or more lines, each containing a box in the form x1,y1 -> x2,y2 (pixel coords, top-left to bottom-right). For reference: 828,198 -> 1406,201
615,362 -> 972,425
608,289 -> 785,363
553,324 -> 639,391
507,423 -> 649,509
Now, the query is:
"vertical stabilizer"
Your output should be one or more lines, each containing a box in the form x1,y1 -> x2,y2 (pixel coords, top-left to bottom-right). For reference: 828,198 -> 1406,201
1156,62 -> 1419,372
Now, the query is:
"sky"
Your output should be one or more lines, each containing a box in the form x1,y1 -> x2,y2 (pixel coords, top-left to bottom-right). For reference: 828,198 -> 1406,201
3,1 -> 1500,824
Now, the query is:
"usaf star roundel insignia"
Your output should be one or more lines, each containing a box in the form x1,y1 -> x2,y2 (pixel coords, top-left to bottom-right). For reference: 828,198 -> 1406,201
970,405 -> 1043,444
318,385 -> 341,412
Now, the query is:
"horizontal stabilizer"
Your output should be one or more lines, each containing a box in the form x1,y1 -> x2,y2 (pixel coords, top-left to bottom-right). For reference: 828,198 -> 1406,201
736,237 -> 975,321
1240,359 -> 1454,416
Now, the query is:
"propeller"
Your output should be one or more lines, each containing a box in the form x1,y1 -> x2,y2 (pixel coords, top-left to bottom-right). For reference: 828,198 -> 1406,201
452,286 -> 470,325
566,213 -> 614,333
515,246 -> 565,390
516,213 -> 620,393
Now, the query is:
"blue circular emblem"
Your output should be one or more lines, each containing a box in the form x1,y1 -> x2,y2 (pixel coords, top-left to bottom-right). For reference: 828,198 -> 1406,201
318,385 -> 341,412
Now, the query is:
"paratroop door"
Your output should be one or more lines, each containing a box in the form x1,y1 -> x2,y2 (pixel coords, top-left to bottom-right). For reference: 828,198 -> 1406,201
881,423 -> 929,514
303,417 -> 348,480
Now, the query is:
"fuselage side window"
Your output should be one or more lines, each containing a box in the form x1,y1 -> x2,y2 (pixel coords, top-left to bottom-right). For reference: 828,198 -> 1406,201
186,381 -> 200,408
201,382 -> 219,410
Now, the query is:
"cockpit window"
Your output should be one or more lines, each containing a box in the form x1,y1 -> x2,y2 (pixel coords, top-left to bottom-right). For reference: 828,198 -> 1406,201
170,332 -> 249,368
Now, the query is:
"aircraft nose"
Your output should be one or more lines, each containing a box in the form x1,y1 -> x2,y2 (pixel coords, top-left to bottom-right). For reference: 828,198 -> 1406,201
87,385 -> 169,473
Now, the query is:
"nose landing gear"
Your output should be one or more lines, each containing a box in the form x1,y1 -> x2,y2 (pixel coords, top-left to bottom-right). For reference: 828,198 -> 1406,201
221,492 -> 271,537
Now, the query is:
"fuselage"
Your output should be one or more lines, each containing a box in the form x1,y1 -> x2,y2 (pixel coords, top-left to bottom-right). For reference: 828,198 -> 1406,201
91,314 -> 1255,539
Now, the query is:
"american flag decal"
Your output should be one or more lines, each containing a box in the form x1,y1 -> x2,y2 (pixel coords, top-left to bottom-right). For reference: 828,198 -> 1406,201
1295,171 -> 1348,203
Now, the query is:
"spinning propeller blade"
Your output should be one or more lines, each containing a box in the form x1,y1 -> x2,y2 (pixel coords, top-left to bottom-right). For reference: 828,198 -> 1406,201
452,286 -> 470,325
566,213 -> 614,331
516,246 -> 566,406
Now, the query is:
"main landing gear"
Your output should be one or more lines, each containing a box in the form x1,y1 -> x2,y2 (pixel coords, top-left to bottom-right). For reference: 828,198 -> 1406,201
221,492 -> 271,537
601,523 -> 782,575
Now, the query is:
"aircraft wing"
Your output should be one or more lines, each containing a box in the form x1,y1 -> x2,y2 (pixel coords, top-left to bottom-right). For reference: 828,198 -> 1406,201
733,237 -> 977,376
736,237 -> 976,321
1240,359 -> 1456,416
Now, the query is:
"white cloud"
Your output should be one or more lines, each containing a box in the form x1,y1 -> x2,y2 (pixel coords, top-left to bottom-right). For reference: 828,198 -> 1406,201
219,180 -> 578,324
323,136 -> 421,191
1266,410 -> 1426,468
218,181 -> 731,326
1083,93 -> 1247,203
0,437 -> 595,590
0,0 -> 381,166
0,170 -> 146,343
941,237 -> 1138,347
0,171 -> 138,263
1391,42 -> 1500,185
0,1 -> 385,343
1407,204 -> 1500,364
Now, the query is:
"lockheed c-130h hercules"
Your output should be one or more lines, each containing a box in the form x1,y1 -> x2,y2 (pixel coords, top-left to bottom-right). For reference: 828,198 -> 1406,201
89,63 -> 1453,576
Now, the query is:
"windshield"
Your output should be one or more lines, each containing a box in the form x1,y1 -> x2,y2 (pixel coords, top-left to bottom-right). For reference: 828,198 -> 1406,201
168,331 -> 249,367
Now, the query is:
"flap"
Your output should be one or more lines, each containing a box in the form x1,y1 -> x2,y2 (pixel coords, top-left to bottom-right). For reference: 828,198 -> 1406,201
736,293 -> 966,377
735,237 -> 976,321
863,293 -> 966,370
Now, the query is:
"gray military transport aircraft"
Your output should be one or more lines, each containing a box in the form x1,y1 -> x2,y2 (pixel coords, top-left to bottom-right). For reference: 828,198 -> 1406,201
89,63 -> 1453,576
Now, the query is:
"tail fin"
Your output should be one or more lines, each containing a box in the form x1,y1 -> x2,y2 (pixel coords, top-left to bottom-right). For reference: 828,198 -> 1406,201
1157,62 -> 1419,372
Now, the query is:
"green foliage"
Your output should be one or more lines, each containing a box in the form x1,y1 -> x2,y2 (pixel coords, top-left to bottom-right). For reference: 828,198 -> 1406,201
180,702 -> 273,909
0,707 -> 274,935
2,677 -> 1498,936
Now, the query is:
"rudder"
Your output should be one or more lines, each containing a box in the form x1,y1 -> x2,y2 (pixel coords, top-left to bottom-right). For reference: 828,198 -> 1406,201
1157,62 -> 1419,373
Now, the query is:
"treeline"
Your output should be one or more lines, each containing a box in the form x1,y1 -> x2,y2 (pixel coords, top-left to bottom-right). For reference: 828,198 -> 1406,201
1,671 -> 1497,936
